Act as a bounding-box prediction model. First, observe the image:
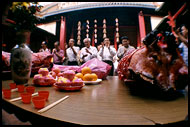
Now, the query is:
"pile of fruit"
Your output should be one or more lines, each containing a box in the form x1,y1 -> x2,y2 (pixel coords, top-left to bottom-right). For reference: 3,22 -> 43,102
75,67 -> 98,81
33,67 -> 99,90
33,68 -> 56,86
54,69 -> 83,87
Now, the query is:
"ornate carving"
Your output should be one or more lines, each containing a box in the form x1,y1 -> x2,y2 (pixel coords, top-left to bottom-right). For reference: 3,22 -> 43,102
77,21 -> 81,45
115,18 -> 119,43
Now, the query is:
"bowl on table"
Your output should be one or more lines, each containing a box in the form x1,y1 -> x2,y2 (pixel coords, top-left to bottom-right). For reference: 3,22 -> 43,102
26,86 -> 35,94
38,91 -> 49,101
20,92 -> 32,104
9,83 -> 17,89
2,89 -> 11,99
17,85 -> 25,92
32,96 -> 46,109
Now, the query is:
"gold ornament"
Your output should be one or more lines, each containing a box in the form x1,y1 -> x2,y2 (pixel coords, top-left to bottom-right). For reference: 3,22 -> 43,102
103,34 -> 107,38
103,19 -> 106,24
77,36 -> 81,40
115,18 -> 119,23
86,20 -> 89,24
78,21 -> 81,25
103,29 -> 107,34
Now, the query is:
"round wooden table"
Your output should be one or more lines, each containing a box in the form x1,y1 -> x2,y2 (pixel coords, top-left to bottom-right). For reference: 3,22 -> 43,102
2,76 -> 188,125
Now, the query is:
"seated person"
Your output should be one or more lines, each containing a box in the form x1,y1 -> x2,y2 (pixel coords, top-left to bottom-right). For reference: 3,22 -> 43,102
117,36 -> 135,61
39,41 -> 51,53
66,39 -> 80,66
98,38 -> 116,76
80,38 -> 98,64
52,41 -> 64,65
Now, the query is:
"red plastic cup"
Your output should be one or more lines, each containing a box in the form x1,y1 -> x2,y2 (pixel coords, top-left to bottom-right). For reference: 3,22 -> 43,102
20,93 -> 32,104
38,91 -> 49,101
26,86 -> 35,94
2,89 -> 11,99
17,85 -> 25,93
32,96 -> 46,109
9,83 -> 17,89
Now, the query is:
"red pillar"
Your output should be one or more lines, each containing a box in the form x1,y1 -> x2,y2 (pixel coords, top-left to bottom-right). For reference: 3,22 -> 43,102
114,31 -> 117,51
59,16 -> 66,51
138,11 -> 146,47
92,32 -> 95,47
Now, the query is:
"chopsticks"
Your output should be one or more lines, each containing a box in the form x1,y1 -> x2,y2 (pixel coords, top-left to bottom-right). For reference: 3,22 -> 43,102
38,95 -> 69,113
11,88 -> 18,92
9,92 -> 38,102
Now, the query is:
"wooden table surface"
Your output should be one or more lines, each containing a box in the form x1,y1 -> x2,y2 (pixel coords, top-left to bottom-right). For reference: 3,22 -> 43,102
2,76 -> 188,125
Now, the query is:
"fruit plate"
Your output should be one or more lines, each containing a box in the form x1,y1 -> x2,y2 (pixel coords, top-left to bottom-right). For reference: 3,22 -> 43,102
83,79 -> 102,84
53,83 -> 85,91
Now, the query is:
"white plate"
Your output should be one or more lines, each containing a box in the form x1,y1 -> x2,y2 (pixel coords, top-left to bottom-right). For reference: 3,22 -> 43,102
83,79 -> 102,84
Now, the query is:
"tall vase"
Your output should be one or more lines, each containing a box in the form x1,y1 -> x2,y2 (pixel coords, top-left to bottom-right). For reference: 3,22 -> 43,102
10,30 -> 32,85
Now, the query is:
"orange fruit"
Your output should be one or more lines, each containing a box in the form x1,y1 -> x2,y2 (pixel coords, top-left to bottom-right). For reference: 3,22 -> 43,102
75,73 -> 83,79
52,68 -> 60,75
91,73 -> 98,81
81,67 -> 91,75
83,74 -> 93,81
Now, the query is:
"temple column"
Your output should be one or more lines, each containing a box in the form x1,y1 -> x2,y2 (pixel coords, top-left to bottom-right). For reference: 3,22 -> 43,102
59,16 -> 66,51
114,31 -> 117,50
138,11 -> 146,47
92,32 -> 95,46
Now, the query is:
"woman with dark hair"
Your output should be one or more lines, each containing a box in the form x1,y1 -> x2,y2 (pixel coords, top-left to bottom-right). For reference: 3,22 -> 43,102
175,24 -> 188,46
52,41 -> 65,65
174,24 -> 188,66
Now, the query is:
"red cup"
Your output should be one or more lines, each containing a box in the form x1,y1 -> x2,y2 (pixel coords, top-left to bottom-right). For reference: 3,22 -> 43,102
32,96 -> 46,109
17,85 -> 25,92
2,89 -> 11,99
38,91 -> 49,101
20,93 -> 32,104
9,83 -> 17,89
26,86 -> 35,94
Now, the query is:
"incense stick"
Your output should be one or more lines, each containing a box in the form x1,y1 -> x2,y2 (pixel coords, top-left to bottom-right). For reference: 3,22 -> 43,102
9,92 -> 38,102
38,95 -> 69,113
